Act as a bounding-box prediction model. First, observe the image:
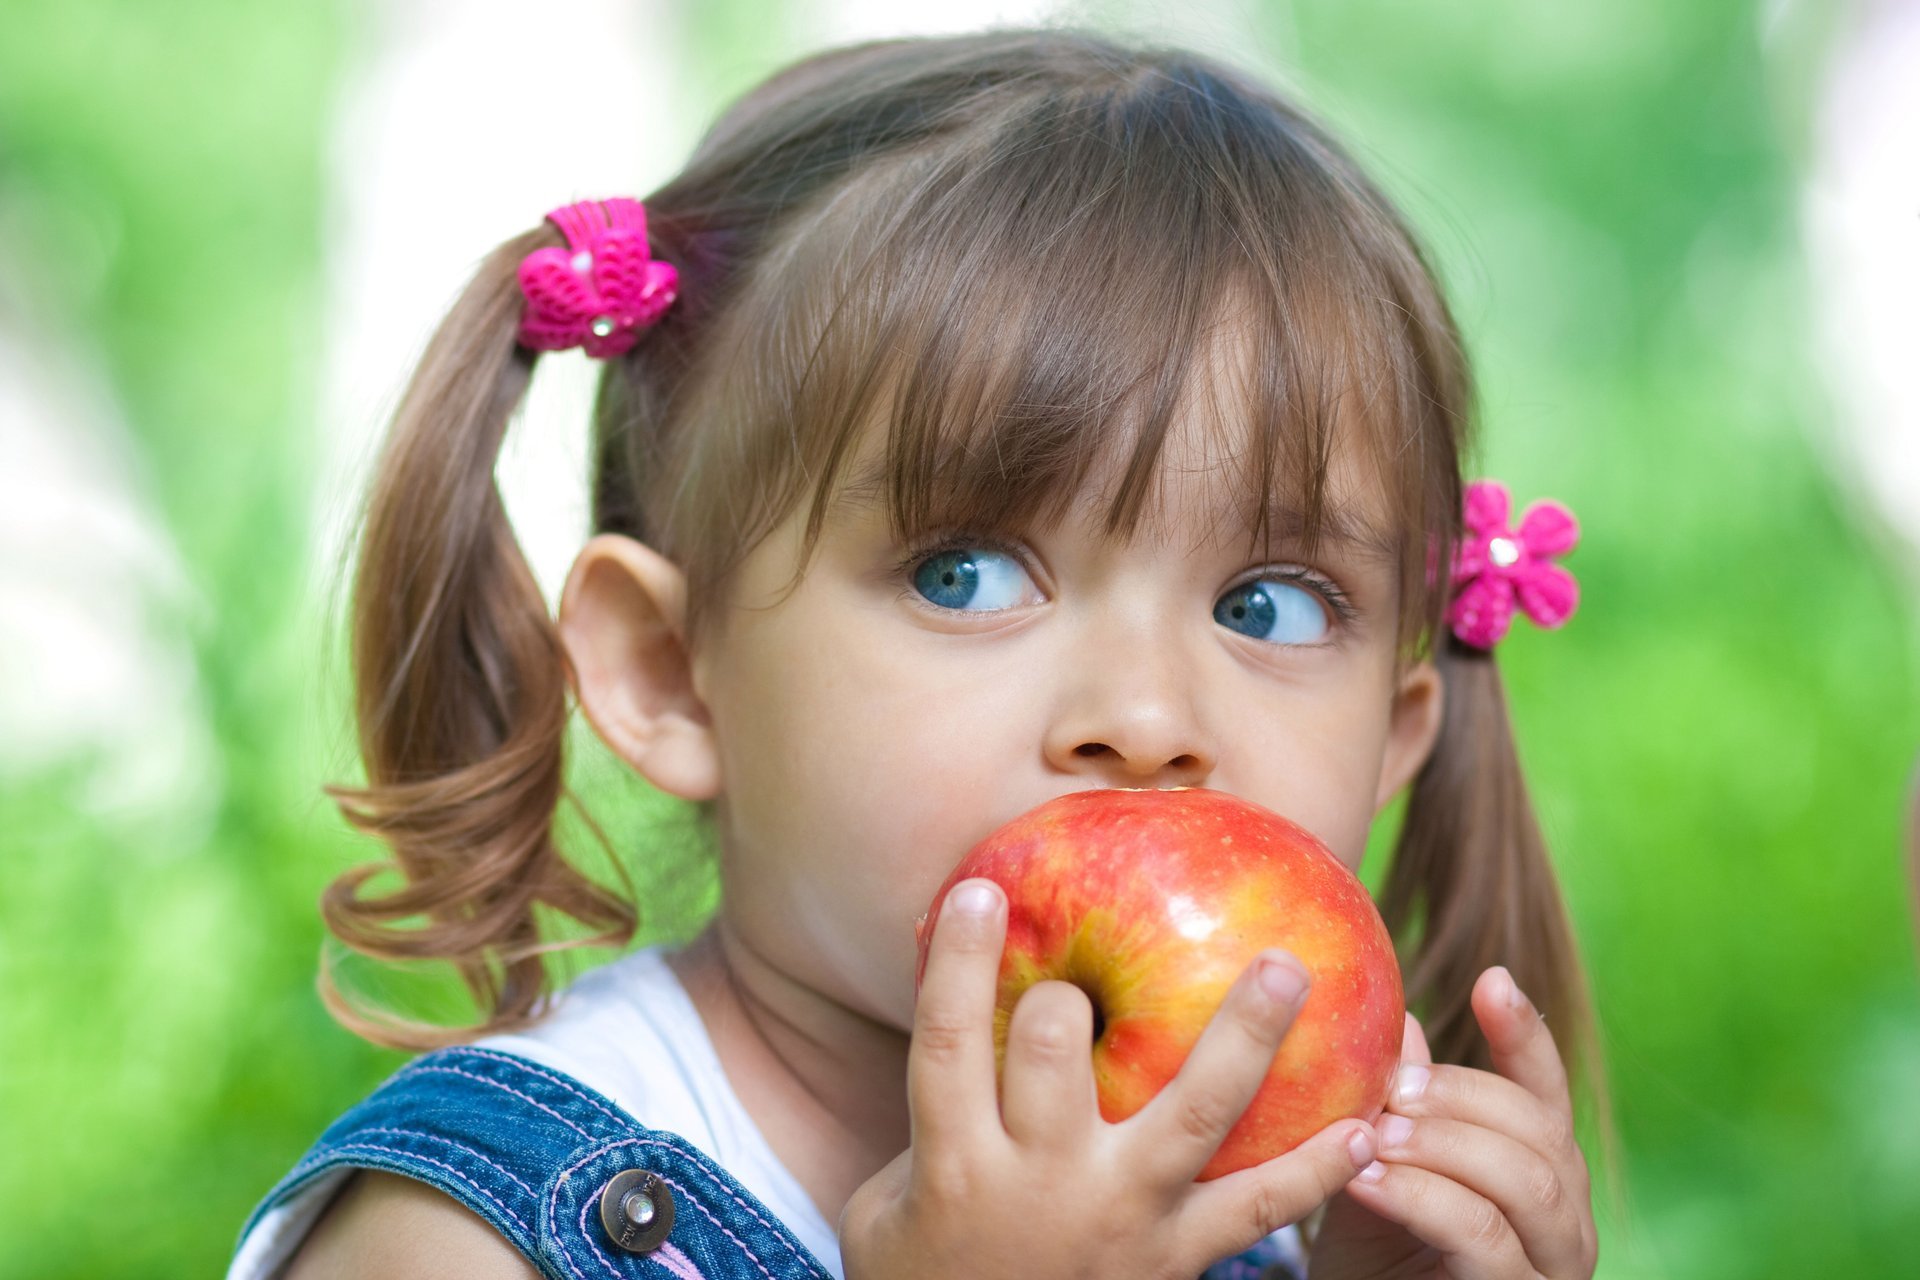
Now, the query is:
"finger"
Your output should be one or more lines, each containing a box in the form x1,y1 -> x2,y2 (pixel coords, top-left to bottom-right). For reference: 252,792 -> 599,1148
1342,1161 -> 1532,1280
1176,1118 -> 1377,1266
1387,1061 -> 1577,1171
837,1144 -> 912,1243
1375,1114 -> 1589,1276
908,879 -> 1008,1152
1470,969 -> 1590,1209
1000,980 -> 1098,1150
1128,950 -> 1313,1186
1473,966 -> 1571,1108
1401,1011 -> 1433,1067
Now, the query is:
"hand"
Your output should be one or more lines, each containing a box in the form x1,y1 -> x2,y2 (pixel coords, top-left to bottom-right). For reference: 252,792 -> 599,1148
1307,968 -> 1597,1279
839,878 -> 1379,1280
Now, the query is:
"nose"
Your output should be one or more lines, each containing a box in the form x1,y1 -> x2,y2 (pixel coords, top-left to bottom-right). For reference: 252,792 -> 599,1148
1041,625 -> 1217,787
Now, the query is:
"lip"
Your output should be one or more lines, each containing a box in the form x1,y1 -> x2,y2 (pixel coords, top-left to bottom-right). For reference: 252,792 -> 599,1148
974,787 -> 1208,865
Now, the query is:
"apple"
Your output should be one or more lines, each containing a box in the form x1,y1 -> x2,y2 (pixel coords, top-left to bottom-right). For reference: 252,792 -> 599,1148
914,786 -> 1403,1180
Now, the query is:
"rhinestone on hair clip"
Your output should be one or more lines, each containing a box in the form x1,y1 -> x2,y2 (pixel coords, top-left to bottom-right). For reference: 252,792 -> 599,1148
516,198 -> 678,359
1448,480 -> 1579,650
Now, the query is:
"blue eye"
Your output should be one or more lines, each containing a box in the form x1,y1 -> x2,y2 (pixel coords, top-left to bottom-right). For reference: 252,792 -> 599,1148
911,547 -> 1035,611
1214,579 -> 1330,645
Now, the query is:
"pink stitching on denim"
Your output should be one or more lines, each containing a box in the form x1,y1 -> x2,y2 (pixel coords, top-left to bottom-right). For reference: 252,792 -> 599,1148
568,1189 -> 617,1280
449,1051 -> 810,1258
651,1174 -> 771,1279
628,1140 -> 806,1262
567,1194 -> 706,1280
410,1064 -> 593,1138
547,1147 -> 770,1280
319,1141 -> 533,1237
568,1165 -> 765,1280
414,1052 -> 822,1278
547,1140 -> 827,1280
347,1126 -> 540,1200
653,1242 -> 707,1280
454,1047 -> 626,1125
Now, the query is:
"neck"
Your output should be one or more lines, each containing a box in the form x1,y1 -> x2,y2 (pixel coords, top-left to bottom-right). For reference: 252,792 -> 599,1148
667,920 -> 912,1225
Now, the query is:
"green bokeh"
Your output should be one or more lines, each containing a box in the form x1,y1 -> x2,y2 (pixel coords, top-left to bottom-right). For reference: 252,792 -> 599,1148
2,1 -> 1915,1275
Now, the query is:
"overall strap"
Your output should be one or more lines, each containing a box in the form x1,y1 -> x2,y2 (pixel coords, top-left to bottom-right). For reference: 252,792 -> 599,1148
241,1046 -> 835,1280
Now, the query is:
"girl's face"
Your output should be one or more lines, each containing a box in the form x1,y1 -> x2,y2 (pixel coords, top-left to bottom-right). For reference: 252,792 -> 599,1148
677,405 -> 1444,1033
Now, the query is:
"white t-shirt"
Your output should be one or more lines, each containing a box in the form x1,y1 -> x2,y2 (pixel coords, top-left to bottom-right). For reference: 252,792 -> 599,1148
227,947 -> 844,1279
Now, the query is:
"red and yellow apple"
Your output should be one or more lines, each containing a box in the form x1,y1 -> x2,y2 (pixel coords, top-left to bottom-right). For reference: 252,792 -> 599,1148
914,786 -> 1403,1180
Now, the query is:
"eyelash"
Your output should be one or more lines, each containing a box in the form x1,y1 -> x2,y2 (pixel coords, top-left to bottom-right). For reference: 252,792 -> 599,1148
891,529 -> 1360,632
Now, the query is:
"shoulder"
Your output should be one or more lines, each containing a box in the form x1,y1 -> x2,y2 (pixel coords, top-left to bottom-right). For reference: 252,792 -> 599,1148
282,1170 -> 541,1280
235,1046 -> 838,1280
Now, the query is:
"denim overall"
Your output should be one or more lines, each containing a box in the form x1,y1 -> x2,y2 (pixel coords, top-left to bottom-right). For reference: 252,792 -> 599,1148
238,1044 -> 1305,1279
239,1045 -> 835,1279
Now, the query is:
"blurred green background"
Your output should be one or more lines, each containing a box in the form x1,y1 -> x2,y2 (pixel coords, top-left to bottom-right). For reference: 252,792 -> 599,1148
2,0 -> 1916,1276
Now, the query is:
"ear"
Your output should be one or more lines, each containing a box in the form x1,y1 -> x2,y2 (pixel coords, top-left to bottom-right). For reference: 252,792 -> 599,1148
557,534 -> 721,801
1374,657 -> 1443,814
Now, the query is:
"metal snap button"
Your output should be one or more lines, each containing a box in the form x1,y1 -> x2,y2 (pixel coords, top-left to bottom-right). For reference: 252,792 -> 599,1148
598,1168 -> 675,1253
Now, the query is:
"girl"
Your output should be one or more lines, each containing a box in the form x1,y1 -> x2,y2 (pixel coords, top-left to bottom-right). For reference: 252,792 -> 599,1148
232,28 -> 1600,1280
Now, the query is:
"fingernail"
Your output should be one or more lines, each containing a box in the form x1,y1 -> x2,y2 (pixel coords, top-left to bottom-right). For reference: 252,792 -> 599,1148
948,881 -> 1000,918
1354,1161 -> 1386,1184
1346,1126 -> 1376,1169
1257,955 -> 1311,1007
1378,1114 -> 1414,1151
1393,1064 -> 1430,1106
1502,968 -> 1536,1017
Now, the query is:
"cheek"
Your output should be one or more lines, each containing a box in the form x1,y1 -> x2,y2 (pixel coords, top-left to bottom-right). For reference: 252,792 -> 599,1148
711,608 -> 1028,868
1234,674 -> 1396,870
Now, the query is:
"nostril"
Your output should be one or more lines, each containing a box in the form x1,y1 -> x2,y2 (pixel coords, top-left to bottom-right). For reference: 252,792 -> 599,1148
1071,743 -> 1206,778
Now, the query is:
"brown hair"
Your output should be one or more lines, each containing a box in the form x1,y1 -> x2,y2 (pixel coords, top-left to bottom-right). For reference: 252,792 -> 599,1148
319,29 -> 1600,1109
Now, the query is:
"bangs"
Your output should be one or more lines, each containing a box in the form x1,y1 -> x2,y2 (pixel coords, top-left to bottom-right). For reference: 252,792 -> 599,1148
675,50 -> 1464,650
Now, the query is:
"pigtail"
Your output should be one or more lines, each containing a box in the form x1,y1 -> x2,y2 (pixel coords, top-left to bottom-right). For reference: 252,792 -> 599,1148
317,229 -> 636,1050
1382,638 -> 1599,1091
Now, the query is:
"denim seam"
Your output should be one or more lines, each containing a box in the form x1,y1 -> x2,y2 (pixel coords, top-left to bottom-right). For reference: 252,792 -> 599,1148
241,1049 -> 832,1280
453,1047 -> 628,1126
441,1048 -> 819,1274
549,1139 -> 826,1280
344,1125 -> 542,1201
572,1167 -> 765,1280
570,1188 -> 709,1280
405,1064 -> 595,1139
652,1241 -> 708,1280
613,1139 -> 811,1263
293,1141 -> 535,1239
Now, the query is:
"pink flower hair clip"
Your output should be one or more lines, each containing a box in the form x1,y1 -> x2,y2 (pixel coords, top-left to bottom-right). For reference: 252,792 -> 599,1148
516,197 -> 678,359
1448,479 -> 1580,650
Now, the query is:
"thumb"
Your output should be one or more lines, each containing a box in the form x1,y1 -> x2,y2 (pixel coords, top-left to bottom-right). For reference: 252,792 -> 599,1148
1179,1118 -> 1378,1265
837,1144 -> 912,1241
